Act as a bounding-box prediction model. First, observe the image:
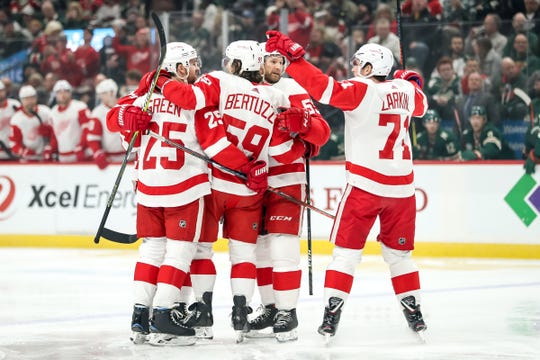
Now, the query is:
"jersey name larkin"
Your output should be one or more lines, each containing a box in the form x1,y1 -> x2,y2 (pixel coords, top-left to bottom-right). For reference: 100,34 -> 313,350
224,93 -> 276,123
381,92 -> 409,111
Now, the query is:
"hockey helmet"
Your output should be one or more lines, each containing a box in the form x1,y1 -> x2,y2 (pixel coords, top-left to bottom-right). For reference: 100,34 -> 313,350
223,40 -> 263,74
96,78 -> 118,95
162,42 -> 200,75
53,79 -> 72,93
260,42 -> 288,70
470,105 -> 486,117
350,43 -> 394,77
19,85 -> 37,99
423,109 -> 441,123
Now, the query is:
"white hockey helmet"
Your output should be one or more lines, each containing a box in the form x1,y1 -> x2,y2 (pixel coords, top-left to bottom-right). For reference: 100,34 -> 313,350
162,42 -> 199,75
19,85 -> 37,99
260,42 -> 287,66
351,43 -> 394,77
95,78 -> 118,95
223,40 -> 263,73
53,79 -> 72,93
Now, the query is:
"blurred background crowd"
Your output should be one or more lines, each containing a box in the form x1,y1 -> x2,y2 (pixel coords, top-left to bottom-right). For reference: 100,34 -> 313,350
1,0 -> 540,163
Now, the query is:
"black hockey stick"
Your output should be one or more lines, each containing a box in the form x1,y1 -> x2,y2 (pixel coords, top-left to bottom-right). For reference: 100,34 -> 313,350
148,130 -> 336,219
305,156 -> 313,295
0,140 -> 18,160
94,12 -> 167,245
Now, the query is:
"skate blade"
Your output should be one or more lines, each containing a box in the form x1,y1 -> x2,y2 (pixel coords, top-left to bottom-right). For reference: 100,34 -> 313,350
324,333 -> 333,345
148,333 -> 196,346
195,326 -> 213,340
245,328 -> 275,338
414,329 -> 427,344
275,329 -> 298,342
235,330 -> 245,343
130,331 -> 149,344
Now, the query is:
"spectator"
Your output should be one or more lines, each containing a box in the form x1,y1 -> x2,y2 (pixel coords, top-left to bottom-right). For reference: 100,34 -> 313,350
0,81 -> 20,160
456,71 -> 500,128
465,13 -> 507,57
447,33 -> 467,77
112,26 -> 152,76
40,33 -> 82,87
367,17 -> 401,67
0,17 -> 30,58
91,0 -> 121,27
74,28 -> 101,88
492,57 -> 529,120
502,12 -> 539,57
305,27 -> 342,72
29,20 -> 63,67
99,35 -> 125,86
461,57 -> 491,94
41,1 -> 60,25
365,3 -> 397,40
523,113 -> 540,174
413,109 -> 459,160
443,0 -> 470,25
63,2 -> 87,29
119,69 -> 142,97
524,0 -> 540,37
267,0 -> 313,48
401,0 -> 443,19
508,33 -> 540,76
42,72 -> 59,107
425,56 -> 461,121
9,85 -> 57,162
473,36 -> 502,79
229,10 -> 259,42
49,80 -> 92,163
460,105 -> 515,160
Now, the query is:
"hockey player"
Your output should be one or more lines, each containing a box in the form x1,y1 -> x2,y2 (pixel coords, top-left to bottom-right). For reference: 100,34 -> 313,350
246,45 -> 331,342
49,80 -> 93,163
107,42 -> 264,346
0,80 -> 20,160
460,105 -> 515,160
138,40 -> 288,342
10,85 -> 57,162
266,32 -> 429,341
413,109 -> 459,160
524,114 -> 540,174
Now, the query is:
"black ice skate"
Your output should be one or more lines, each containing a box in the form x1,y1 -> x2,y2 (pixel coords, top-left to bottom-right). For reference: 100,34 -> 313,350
273,308 -> 298,342
172,301 -> 189,321
400,295 -> 427,342
148,307 -> 196,346
246,304 -> 278,338
183,291 -> 214,339
231,295 -> 252,343
130,304 -> 150,344
317,297 -> 344,343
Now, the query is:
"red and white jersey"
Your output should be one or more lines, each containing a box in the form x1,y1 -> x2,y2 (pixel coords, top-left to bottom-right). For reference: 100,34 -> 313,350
0,98 -> 20,159
128,93 -> 211,207
10,105 -> 53,160
91,103 -> 125,161
267,77 -> 330,187
161,71 -> 290,196
51,99 -> 89,162
287,59 -> 428,198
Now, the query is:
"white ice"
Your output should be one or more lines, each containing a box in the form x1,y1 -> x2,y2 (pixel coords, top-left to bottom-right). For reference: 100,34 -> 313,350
1,248 -> 539,360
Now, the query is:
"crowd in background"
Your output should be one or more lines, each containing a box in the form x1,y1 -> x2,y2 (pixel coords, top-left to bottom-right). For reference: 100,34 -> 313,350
1,0 -> 540,163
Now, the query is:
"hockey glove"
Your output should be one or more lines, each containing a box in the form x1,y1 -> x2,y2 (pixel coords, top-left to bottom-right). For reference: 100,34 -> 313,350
393,69 -> 424,89
117,104 -> 152,132
277,107 -> 311,135
266,30 -> 305,62
93,150 -> 109,170
304,142 -> 321,158
42,145 -> 55,162
240,160 -> 268,195
524,157 -> 536,174
137,69 -> 172,95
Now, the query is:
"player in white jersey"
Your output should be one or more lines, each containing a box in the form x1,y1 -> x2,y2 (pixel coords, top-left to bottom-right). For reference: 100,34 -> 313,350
106,42 -> 263,346
0,81 -> 20,160
135,40 -> 286,342
246,46 -> 331,342
10,85 -> 57,162
49,80 -> 93,163
266,32 -> 429,340
82,78 -> 128,169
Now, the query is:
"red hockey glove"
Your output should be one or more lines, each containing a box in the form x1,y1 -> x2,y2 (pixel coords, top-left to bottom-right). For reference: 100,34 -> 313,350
277,107 -> 311,135
75,145 -> 86,161
117,104 -> 152,132
266,30 -> 305,62
93,150 -> 109,170
42,145 -> 55,162
304,142 -> 321,158
240,160 -> 268,194
20,147 -> 36,160
138,69 -> 172,95
393,69 -> 424,89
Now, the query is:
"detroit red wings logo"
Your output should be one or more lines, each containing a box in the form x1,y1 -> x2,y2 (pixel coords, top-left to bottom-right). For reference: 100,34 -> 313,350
0,176 -> 16,220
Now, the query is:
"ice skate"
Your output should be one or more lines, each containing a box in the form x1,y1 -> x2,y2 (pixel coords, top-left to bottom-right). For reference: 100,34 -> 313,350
172,301 -> 189,320
245,304 -> 278,338
130,304 -> 150,344
183,292 -> 214,339
231,295 -> 252,343
400,296 -> 427,343
317,297 -> 344,344
148,307 -> 196,346
273,309 -> 298,342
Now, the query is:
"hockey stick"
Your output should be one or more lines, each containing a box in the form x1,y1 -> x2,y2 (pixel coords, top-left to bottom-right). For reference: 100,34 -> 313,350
147,130 -> 336,219
453,106 -> 463,145
514,88 -> 534,127
0,140 -> 18,160
94,12 -> 167,245
305,156 -> 313,295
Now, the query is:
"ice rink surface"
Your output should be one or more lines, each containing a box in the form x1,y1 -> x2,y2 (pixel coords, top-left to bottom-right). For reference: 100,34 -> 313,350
1,247 -> 539,360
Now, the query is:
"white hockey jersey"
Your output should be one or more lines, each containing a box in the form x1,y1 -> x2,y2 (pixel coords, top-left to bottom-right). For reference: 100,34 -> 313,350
51,99 -> 90,162
91,103 -> 125,161
287,58 -> 428,198
0,98 -> 20,159
10,105 -> 54,160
